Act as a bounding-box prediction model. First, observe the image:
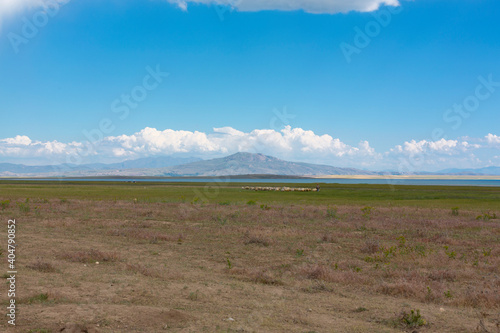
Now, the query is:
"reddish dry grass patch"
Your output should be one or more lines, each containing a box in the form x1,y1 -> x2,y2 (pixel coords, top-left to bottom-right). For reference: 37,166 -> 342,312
298,264 -> 369,285
60,249 -> 120,263
229,267 -> 283,285
126,263 -> 163,278
243,231 -> 272,247
360,238 -> 380,254
108,228 -> 181,243
26,260 -> 57,273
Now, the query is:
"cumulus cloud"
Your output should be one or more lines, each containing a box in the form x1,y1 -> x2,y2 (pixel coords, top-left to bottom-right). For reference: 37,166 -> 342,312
166,0 -> 400,14
1,0 -> 400,18
486,133 -> 500,145
104,126 -> 377,164
0,126 -> 378,166
0,135 -> 78,164
1,127 -> 499,171
389,138 -> 479,156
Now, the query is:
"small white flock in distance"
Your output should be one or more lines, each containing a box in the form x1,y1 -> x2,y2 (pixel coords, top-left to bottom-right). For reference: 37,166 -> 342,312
242,186 -> 317,192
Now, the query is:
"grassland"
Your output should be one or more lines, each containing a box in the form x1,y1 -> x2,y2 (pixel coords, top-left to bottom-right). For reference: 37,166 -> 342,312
0,181 -> 499,332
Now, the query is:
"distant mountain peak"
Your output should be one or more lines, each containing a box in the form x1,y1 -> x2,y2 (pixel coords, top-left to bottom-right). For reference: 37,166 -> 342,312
226,152 -> 280,162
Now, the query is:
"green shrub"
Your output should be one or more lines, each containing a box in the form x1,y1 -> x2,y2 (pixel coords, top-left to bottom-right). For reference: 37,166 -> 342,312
1,200 -> 10,210
361,206 -> 372,219
399,309 -> 426,328
326,207 -> 338,219
17,202 -> 30,213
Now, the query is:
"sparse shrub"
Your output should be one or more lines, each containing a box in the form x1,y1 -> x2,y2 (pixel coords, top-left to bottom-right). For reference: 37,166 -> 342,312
188,290 -> 199,301
246,200 -> 257,205
482,248 -> 492,257
218,201 -> 231,206
353,307 -> 368,313
444,290 -> 453,298
260,204 -> 270,210
17,202 -> 30,213
451,207 -> 459,216
1,200 -> 10,210
443,245 -> 457,259
476,212 -> 497,221
226,258 -> 232,269
326,207 -> 338,219
397,309 -> 426,328
414,244 -> 427,256
361,206 -> 372,219
381,245 -> 397,259
213,214 -> 228,225
26,293 -> 49,304
296,249 -> 305,257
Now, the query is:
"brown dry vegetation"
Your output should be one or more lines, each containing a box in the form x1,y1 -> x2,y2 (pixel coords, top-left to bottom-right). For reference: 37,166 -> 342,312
0,195 -> 499,332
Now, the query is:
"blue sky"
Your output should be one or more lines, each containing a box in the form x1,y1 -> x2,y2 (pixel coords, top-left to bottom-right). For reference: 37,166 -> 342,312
0,0 -> 499,171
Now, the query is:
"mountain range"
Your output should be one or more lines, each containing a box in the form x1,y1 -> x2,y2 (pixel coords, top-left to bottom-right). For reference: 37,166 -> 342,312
0,153 -> 499,177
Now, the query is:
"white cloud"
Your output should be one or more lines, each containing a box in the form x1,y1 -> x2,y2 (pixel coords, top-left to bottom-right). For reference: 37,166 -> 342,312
486,133 -> 500,145
389,138 -> 476,156
0,126 -> 377,166
166,0 -> 400,14
1,0 -> 401,18
1,128 -> 499,171
1,135 -> 32,145
104,125 -> 371,160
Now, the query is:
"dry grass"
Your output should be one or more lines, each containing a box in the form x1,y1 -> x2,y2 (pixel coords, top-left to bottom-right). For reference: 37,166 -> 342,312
26,259 -> 57,273
60,249 -> 121,263
108,227 -> 180,243
0,193 -> 498,332
125,263 -> 163,278
243,231 -> 272,247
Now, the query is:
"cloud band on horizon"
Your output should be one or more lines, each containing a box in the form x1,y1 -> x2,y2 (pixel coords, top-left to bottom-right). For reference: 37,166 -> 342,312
165,0 -> 400,14
0,127 -> 498,171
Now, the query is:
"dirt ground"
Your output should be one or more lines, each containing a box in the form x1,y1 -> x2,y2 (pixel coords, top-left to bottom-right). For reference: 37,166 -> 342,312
0,197 -> 499,332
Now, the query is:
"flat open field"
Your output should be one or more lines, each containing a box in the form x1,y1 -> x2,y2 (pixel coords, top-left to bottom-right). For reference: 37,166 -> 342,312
0,181 -> 499,332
